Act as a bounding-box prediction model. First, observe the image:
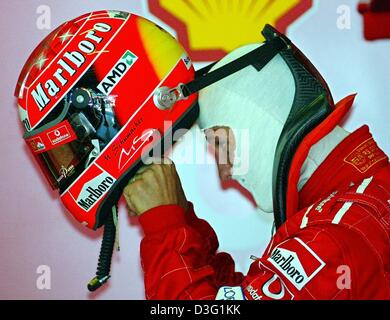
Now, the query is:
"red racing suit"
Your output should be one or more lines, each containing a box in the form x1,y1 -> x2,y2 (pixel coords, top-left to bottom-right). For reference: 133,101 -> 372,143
138,95 -> 390,300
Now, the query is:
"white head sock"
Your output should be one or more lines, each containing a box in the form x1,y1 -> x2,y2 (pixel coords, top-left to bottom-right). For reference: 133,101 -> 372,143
198,43 -> 348,213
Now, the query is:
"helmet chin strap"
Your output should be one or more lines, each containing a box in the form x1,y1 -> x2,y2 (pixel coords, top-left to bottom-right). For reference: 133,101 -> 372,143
84,139 -> 100,168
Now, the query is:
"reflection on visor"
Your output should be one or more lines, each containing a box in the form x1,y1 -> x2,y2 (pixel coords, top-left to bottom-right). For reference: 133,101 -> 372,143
25,88 -> 121,190
26,119 -> 94,189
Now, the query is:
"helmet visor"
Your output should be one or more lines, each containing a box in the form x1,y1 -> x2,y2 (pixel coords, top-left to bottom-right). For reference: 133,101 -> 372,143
25,118 -> 95,190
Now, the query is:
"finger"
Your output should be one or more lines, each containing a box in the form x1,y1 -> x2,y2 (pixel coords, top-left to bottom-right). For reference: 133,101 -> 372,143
128,175 -> 138,184
135,163 -> 153,175
129,165 -> 152,183
123,185 -> 137,213
152,158 -> 173,177
126,199 -> 137,215
145,157 -> 173,166
161,157 -> 173,165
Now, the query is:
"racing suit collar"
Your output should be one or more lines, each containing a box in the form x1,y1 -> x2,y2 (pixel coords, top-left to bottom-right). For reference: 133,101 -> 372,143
298,124 -> 388,210
285,94 -> 387,217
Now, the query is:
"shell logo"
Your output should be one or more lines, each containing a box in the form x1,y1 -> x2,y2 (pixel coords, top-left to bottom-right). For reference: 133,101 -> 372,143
148,0 -> 313,61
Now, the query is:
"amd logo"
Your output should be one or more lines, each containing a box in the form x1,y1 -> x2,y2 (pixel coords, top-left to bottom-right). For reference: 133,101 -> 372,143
97,50 -> 138,95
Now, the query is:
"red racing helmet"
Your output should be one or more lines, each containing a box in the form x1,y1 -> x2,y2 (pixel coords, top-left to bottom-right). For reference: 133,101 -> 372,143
15,10 -> 198,230
15,11 -> 327,290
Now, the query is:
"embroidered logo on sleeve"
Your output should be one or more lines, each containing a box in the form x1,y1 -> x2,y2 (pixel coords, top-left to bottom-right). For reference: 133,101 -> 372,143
344,138 -> 387,173
267,238 -> 325,291
245,269 -> 295,300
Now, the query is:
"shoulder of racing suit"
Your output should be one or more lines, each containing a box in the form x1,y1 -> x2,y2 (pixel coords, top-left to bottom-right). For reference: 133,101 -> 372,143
238,167 -> 390,300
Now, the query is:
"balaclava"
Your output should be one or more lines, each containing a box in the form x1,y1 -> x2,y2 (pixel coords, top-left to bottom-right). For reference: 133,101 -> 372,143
198,43 -> 348,213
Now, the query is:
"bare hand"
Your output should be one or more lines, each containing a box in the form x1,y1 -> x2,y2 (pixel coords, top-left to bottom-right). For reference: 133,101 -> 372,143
123,158 -> 188,216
